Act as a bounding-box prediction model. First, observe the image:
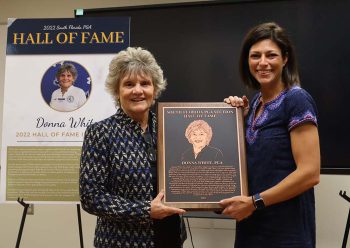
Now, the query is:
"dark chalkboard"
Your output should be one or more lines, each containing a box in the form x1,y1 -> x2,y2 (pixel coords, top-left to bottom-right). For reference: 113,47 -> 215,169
77,0 -> 350,175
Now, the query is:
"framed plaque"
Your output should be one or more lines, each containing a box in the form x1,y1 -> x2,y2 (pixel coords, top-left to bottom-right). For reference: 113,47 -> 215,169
157,102 -> 248,210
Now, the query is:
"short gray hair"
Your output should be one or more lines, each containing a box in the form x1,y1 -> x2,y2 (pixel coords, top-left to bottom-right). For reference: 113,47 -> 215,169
56,63 -> 78,81
105,47 -> 167,106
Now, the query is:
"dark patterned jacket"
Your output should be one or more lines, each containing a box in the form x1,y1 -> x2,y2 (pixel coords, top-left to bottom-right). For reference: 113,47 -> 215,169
80,108 -> 164,247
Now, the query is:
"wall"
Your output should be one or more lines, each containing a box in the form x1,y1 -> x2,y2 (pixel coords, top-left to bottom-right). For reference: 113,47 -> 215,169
0,1 -> 349,247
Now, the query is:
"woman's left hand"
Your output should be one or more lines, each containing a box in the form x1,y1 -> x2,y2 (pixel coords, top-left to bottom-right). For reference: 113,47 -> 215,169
219,195 -> 255,221
151,190 -> 186,219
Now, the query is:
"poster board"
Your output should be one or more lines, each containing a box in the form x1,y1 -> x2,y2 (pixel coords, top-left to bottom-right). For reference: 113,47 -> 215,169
0,17 -> 130,203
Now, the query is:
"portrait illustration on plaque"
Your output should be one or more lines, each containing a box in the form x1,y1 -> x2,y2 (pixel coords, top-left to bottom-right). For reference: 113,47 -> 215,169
181,119 -> 223,164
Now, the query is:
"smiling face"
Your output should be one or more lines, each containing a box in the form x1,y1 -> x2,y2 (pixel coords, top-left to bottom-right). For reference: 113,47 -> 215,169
118,72 -> 155,121
189,128 -> 208,149
58,70 -> 75,92
248,39 -> 288,88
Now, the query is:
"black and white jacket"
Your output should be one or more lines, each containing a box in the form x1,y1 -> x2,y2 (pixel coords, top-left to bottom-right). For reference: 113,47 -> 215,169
80,108 -> 180,248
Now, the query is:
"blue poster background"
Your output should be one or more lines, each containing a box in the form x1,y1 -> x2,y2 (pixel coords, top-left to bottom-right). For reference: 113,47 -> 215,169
7,17 -> 130,54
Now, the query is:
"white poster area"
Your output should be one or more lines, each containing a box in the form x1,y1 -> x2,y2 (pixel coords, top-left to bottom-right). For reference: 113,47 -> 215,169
1,54 -> 116,203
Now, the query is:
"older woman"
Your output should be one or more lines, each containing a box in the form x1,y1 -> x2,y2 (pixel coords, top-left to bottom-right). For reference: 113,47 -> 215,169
221,22 -> 320,248
181,119 -> 223,162
50,63 -> 87,112
80,47 -> 186,248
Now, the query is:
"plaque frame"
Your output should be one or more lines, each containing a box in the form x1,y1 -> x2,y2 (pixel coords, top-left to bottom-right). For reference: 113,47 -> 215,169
157,102 -> 248,210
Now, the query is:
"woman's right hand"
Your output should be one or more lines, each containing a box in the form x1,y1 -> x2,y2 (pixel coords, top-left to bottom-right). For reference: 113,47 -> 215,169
224,95 -> 250,116
151,190 -> 186,219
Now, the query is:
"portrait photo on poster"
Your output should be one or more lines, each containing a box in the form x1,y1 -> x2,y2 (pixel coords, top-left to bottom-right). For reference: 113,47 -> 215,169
41,61 -> 91,112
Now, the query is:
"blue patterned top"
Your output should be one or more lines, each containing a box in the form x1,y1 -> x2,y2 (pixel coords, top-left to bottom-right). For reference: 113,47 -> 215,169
80,108 -> 182,247
235,86 -> 318,248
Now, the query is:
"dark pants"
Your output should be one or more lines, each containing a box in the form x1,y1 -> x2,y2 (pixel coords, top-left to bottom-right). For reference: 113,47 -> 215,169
154,214 -> 185,248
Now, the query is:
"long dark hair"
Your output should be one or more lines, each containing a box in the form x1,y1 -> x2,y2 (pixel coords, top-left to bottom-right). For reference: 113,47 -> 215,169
239,22 -> 300,90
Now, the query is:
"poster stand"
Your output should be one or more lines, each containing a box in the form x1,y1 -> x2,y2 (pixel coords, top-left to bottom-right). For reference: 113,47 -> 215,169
15,198 -> 84,248
339,190 -> 350,248
76,204 -> 84,248
16,198 -> 29,248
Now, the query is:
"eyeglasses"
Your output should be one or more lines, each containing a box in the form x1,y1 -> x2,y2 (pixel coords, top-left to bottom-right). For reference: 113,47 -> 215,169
143,130 -> 157,163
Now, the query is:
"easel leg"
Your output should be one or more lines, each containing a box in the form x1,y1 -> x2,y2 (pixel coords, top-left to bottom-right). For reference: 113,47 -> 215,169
342,208 -> 350,248
77,204 -> 84,248
16,198 -> 29,248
